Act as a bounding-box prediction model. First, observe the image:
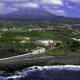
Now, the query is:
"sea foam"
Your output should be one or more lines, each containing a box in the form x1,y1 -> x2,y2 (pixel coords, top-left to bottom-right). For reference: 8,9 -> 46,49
0,65 -> 80,80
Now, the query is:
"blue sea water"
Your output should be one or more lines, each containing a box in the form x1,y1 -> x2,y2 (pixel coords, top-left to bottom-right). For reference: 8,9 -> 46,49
0,65 -> 80,80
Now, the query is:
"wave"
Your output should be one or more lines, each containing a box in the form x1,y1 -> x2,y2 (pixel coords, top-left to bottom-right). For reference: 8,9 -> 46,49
0,65 -> 80,80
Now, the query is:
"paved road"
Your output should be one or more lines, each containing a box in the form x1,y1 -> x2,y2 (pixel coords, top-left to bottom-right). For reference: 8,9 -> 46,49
0,53 -> 33,63
0,47 -> 55,63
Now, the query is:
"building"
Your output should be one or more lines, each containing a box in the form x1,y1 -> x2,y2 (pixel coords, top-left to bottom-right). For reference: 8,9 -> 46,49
78,39 -> 80,41
1,28 -> 8,32
19,40 -> 28,43
35,39 -> 54,45
71,38 -> 80,42
72,32 -> 78,35
24,37 -> 30,40
31,47 -> 45,55
19,36 -> 30,43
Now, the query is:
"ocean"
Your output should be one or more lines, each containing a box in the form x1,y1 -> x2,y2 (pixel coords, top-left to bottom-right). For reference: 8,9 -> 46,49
0,65 -> 80,80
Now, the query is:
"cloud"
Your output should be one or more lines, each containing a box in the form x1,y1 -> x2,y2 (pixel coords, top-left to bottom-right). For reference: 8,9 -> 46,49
0,3 -> 18,14
51,10 -> 66,16
67,0 -> 80,3
43,6 -> 66,16
70,0 -> 80,3
0,7 -> 18,14
41,0 -> 63,6
14,3 -> 39,8
0,3 -> 5,9
65,2 -> 74,9
0,3 -> 5,6
67,5 -> 74,9
0,0 -> 66,16
0,0 -> 27,2
0,3 -> 5,10
0,0 -> 64,5
0,0 -> 79,18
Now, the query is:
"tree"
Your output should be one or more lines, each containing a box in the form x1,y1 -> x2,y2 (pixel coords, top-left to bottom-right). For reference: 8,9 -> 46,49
67,40 -> 80,51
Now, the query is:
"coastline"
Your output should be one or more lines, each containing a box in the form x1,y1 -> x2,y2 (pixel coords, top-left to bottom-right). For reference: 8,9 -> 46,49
0,55 -> 80,73
1,65 -> 80,79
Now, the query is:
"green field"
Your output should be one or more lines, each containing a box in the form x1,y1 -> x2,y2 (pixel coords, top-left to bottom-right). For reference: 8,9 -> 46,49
0,28 -> 80,58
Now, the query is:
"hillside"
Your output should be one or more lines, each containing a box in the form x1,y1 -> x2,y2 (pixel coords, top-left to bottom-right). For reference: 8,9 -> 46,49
0,8 -> 80,24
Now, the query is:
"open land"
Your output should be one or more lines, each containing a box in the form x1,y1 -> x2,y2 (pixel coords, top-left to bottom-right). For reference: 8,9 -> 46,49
0,21 -> 80,75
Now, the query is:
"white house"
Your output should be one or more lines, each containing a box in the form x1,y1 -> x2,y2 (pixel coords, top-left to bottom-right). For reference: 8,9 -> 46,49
35,39 -> 54,45
78,39 -> 80,41
24,37 -> 30,40
32,47 -> 45,55
71,38 -> 80,42
1,28 -> 8,32
71,38 -> 78,41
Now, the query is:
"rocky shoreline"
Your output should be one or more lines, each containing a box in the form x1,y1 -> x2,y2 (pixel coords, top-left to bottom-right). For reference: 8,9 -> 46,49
0,55 -> 80,74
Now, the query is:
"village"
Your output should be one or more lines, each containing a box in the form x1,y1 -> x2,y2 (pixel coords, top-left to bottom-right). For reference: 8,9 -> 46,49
0,24 -> 80,59
0,24 -> 80,77
0,29 -> 60,56
0,23 -> 72,32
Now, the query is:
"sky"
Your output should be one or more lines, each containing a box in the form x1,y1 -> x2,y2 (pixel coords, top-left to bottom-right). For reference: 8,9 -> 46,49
0,0 -> 80,18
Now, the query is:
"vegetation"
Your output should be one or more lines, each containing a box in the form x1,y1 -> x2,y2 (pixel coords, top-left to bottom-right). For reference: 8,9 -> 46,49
0,20 -> 80,76
0,27 -> 80,58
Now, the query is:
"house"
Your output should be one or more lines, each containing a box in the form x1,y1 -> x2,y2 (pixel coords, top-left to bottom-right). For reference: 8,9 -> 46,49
19,36 -> 30,43
78,39 -> 80,41
71,38 -> 80,42
28,29 -> 32,31
19,40 -> 28,43
48,42 -> 57,47
72,32 -> 78,35
24,37 -> 30,40
71,38 -> 78,41
1,28 -> 8,32
35,39 -> 54,45
31,47 -> 45,54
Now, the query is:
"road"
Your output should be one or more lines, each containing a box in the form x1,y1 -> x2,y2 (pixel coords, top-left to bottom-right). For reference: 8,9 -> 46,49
0,53 -> 33,63
0,47 -> 55,63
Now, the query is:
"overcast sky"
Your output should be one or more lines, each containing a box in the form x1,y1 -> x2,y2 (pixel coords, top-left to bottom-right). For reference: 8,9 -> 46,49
0,0 -> 80,18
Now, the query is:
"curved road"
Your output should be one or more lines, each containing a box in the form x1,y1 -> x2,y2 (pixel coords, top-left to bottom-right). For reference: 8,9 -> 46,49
0,52 -> 33,63
0,47 -> 55,63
